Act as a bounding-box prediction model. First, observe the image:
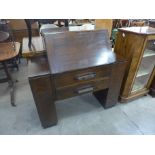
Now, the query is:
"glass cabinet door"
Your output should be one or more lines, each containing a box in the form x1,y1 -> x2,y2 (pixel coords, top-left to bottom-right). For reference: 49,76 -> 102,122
132,39 -> 155,92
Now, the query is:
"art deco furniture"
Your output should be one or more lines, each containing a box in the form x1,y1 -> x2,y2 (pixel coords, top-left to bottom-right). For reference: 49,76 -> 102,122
114,26 -> 155,102
28,29 -> 127,128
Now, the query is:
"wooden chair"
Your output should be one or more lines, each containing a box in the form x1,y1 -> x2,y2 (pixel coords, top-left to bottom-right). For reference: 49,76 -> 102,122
0,31 -> 20,106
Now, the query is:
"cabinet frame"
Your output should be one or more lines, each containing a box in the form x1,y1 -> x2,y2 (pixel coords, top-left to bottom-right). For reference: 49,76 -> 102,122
114,27 -> 155,102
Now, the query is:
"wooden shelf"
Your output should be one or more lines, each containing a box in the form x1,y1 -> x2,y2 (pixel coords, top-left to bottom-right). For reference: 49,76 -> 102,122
143,49 -> 155,57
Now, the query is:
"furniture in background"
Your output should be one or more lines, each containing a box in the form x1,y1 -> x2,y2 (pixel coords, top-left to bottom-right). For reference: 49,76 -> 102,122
149,20 -> 155,28
22,24 -> 96,59
114,26 -> 155,102
24,19 -> 69,48
95,19 -> 113,37
28,29 -> 127,128
0,41 -> 20,106
0,21 -> 21,106
8,19 -> 39,43
0,20 -> 20,70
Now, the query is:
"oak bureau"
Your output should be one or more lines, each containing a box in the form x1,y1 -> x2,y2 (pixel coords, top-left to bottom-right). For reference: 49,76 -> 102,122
28,29 -> 127,128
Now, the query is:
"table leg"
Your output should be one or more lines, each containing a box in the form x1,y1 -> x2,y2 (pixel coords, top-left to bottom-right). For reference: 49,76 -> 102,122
29,74 -> 57,128
94,62 -> 126,108
2,62 -> 16,106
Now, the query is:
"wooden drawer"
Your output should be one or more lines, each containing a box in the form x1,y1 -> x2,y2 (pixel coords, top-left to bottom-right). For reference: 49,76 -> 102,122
54,65 -> 111,88
56,77 -> 110,100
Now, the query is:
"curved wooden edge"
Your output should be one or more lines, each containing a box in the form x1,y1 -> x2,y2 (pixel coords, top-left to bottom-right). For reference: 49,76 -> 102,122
120,89 -> 149,103
0,42 -> 20,61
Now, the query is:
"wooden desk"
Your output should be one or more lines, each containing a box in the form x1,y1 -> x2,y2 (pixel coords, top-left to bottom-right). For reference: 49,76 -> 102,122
28,30 -> 127,128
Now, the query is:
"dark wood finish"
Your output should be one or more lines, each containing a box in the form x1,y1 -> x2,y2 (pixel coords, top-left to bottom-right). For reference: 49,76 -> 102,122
56,77 -> 110,100
104,62 -> 127,108
114,26 -> 155,102
94,62 -> 127,108
45,30 -> 121,74
28,30 -> 127,128
54,65 -> 111,88
28,56 -> 57,128
149,76 -> 155,97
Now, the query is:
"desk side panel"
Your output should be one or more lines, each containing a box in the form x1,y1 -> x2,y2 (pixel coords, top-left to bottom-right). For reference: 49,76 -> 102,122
28,56 -> 57,128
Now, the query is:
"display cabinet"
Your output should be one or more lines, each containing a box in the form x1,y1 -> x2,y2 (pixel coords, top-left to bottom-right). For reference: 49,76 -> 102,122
114,26 -> 155,102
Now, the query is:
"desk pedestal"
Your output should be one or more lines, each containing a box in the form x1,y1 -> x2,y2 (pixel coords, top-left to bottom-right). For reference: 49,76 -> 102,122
28,56 -> 126,128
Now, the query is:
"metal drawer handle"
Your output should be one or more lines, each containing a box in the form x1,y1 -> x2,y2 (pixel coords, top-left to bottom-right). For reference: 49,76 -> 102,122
75,86 -> 94,94
75,72 -> 96,80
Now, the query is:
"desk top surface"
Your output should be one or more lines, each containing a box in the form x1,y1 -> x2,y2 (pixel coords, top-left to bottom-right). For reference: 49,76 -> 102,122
44,29 -> 124,74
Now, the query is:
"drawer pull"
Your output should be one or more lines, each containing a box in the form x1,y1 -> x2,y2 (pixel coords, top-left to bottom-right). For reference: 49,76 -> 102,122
75,72 -> 96,80
75,86 -> 94,94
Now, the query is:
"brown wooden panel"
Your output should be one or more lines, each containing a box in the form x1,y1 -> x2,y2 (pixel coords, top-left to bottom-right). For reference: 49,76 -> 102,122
44,30 -> 117,74
29,75 -> 57,128
13,29 -> 39,43
54,65 -> 111,88
28,55 -> 49,77
9,19 -> 38,30
28,56 -> 57,128
114,31 -> 146,97
56,77 -> 109,100
94,61 -> 127,108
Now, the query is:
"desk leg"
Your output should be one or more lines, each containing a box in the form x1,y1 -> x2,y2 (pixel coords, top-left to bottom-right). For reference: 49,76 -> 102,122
94,62 -> 126,108
29,75 -> 57,128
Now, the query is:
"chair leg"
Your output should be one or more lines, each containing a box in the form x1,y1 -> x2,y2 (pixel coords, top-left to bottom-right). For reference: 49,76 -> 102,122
25,19 -> 32,49
2,62 -> 16,106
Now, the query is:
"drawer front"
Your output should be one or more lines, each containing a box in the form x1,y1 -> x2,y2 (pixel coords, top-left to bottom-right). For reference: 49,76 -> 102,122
54,65 -> 111,88
56,77 -> 109,100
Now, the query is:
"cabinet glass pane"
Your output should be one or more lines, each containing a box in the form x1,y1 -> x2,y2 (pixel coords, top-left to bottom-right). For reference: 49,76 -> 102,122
132,40 -> 155,92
